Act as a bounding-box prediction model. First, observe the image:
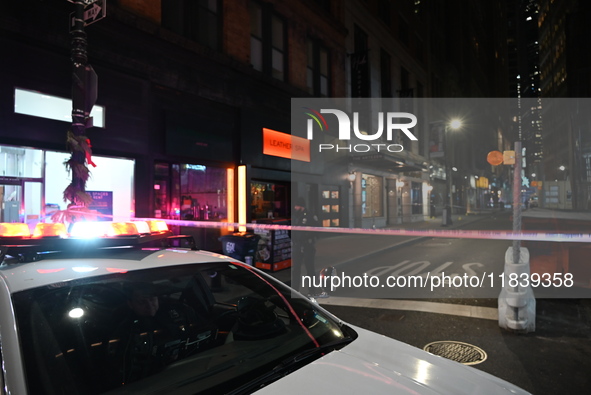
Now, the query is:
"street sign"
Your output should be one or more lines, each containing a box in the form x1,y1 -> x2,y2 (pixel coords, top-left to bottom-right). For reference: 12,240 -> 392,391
503,150 -> 515,165
70,0 -> 106,30
72,64 -> 98,115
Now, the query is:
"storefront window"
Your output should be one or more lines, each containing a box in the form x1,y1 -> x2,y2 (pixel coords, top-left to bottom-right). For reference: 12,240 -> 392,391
45,151 -> 134,221
154,163 -> 173,219
361,174 -> 383,218
250,181 -> 289,220
179,164 -> 228,220
0,146 -> 43,178
320,187 -> 340,227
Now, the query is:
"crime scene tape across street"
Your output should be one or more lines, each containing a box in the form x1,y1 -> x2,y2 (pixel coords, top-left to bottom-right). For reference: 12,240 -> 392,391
54,209 -> 591,244
133,217 -> 591,244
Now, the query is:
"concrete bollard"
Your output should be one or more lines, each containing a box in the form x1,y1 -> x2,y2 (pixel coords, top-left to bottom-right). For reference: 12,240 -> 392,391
498,246 -> 536,333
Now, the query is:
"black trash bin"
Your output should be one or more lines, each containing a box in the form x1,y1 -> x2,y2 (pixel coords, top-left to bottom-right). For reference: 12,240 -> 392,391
219,232 -> 261,264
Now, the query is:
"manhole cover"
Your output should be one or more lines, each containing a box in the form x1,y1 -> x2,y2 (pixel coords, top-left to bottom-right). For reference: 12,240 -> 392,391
423,341 -> 487,365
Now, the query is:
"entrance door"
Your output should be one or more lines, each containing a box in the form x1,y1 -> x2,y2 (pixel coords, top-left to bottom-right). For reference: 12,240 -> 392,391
0,182 -> 21,222
386,179 -> 397,225
0,179 -> 43,225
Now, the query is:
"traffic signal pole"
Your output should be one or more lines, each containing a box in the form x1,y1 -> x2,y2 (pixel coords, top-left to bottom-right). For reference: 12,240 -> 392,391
498,141 -> 536,332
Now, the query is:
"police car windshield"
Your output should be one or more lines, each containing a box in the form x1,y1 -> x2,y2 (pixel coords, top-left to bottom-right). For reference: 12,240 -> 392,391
12,262 -> 354,395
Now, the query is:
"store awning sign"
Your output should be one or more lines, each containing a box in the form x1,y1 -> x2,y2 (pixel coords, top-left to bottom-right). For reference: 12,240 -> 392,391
263,128 -> 310,162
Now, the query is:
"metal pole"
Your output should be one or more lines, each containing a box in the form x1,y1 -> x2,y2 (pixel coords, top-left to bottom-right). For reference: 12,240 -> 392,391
512,141 -> 522,325
70,1 -> 88,204
67,0 -> 94,207
512,142 -> 522,265
442,125 -> 453,226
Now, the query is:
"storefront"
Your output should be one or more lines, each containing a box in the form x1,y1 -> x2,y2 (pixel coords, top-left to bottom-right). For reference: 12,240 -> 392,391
350,163 -> 431,227
250,180 -> 290,221
0,144 -> 134,228
247,166 -> 293,272
151,161 -> 234,251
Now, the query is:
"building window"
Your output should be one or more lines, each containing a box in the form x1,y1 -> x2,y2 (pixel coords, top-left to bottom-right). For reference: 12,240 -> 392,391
399,16 -> 409,46
320,187 -> 340,227
250,181 -> 289,220
378,0 -> 391,26
415,35 -> 424,62
361,174 -> 383,218
400,66 -> 410,92
180,165 -> 228,220
249,2 -> 287,82
546,185 -> 559,204
352,25 -> 370,98
14,88 -> 105,128
307,39 -> 331,97
398,68 -> 413,149
380,49 -> 392,97
161,0 -> 222,50
154,162 -> 229,221
312,0 -> 331,13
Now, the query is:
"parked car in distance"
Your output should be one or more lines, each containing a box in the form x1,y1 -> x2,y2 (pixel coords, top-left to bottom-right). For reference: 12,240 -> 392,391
528,195 -> 539,208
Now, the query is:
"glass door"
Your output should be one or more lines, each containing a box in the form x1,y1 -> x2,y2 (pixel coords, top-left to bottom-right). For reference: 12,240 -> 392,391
0,180 -> 44,226
24,181 -> 43,224
0,182 -> 21,223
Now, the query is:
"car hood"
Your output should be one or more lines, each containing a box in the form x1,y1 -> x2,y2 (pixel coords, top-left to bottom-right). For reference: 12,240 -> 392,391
255,324 -> 530,395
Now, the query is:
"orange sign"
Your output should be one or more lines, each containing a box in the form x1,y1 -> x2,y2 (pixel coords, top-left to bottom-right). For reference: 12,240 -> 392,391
263,128 -> 310,162
487,150 -> 503,166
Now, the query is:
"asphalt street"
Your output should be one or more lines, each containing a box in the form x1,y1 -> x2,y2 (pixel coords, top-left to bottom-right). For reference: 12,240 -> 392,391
271,209 -> 591,394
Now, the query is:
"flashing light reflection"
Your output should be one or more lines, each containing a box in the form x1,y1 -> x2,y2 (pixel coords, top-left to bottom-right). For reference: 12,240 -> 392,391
68,308 -> 84,318
415,359 -> 432,385
72,266 -> 99,273
37,268 -> 66,274
106,268 -> 128,273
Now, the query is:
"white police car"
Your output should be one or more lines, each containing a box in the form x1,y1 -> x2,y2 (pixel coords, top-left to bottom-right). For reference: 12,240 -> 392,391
0,221 -> 530,394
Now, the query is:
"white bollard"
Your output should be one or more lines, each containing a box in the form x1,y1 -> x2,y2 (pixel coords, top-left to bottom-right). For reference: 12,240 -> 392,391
498,246 -> 536,332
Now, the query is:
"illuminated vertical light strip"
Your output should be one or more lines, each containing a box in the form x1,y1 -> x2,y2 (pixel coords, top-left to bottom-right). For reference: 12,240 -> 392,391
226,168 -> 235,232
238,165 -> 247,232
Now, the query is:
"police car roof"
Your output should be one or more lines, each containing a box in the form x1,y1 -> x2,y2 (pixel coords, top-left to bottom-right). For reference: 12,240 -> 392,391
0,248 -> 235,294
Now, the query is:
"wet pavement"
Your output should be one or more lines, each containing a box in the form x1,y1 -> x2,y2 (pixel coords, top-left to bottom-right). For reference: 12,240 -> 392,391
322,298 -> 591,395
269,210 -> 591,394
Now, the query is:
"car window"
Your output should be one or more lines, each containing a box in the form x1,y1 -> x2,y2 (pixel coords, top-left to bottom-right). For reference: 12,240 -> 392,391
13,262 -> 355,394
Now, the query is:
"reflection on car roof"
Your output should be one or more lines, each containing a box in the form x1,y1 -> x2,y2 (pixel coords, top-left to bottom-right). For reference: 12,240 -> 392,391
0,249 -> 236,293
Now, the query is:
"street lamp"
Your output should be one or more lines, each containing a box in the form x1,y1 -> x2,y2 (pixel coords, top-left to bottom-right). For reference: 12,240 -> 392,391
347,172 -> 356,188
442,119 -> 462,226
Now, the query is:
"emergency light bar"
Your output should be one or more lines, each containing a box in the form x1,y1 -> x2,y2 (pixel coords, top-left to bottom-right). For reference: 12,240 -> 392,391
0,220 -> 169,240
0,220 -> 174,263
